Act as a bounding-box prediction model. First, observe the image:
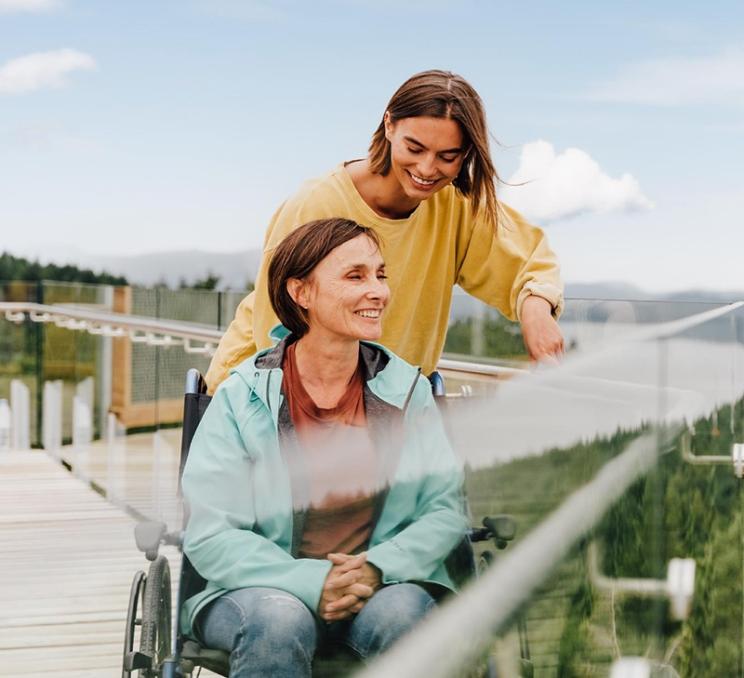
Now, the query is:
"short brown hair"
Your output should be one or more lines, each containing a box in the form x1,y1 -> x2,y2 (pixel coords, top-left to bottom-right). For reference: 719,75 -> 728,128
368,69 -> 501,230
268,218 -> 381,337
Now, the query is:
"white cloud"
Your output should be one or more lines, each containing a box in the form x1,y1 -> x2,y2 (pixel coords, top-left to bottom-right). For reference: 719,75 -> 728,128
588,47 -> 744,106
0,49 -> 96,95
0,0 -> 60,12
500,140 -> 653,223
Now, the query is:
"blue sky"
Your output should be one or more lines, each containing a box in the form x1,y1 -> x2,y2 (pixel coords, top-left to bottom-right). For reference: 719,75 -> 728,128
1,0 -> 742,292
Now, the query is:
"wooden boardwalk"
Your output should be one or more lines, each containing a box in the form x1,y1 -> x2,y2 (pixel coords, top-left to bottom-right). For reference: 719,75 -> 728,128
0,448 -> 191,677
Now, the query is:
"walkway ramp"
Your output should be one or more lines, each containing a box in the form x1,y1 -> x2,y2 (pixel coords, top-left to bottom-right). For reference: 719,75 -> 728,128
0,450 -> 183,678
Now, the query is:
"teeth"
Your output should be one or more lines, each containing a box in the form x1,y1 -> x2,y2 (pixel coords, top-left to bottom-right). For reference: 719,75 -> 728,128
356,310 -> 380,318
410,173 -> 436,186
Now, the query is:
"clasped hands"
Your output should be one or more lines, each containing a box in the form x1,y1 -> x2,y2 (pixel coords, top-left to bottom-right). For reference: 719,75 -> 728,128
317,552 -> 381,622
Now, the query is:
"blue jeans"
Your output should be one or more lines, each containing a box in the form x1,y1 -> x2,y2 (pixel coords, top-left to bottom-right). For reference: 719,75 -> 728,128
196,583 -> 436,677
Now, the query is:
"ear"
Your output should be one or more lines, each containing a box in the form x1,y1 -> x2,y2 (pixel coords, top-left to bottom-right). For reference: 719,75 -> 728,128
384,111 -> 394,142
286,278 -> 309,310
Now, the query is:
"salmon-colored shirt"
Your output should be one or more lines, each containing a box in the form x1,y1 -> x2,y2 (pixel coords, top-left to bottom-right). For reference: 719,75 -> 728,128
282,343 -> 379,559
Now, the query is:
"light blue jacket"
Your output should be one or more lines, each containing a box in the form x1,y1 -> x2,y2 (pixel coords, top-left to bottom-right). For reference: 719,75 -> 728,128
180,332 -> 467,636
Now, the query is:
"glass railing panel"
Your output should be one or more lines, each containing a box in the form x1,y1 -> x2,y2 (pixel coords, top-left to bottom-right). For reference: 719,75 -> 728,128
0,281 -> 41,445
361,300 -> 743,678
3,282 -> 742,676
39,281 -> 116,443
445,289 -> 728,366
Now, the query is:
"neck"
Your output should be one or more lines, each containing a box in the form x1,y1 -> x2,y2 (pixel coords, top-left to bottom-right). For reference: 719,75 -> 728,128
293,330 -> 360,389
354,158 -> 421,219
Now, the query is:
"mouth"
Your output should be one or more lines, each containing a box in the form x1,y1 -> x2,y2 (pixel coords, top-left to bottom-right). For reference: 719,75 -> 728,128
354,309 -> 382,319
407,171 -> 439,190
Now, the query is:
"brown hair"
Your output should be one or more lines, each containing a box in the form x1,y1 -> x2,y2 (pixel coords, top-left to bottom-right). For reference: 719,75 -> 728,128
268,218 -> 381,337
368,69 -> 500,229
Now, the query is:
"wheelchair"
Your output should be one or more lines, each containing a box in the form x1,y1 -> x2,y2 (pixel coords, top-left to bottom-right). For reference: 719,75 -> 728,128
121,368 -> 517,678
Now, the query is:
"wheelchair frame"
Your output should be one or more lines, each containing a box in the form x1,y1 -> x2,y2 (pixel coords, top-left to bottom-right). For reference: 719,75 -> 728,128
121,368 -> 516,678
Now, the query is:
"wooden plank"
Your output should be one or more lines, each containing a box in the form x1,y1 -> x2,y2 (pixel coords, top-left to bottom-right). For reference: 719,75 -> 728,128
0,450 -> 225,677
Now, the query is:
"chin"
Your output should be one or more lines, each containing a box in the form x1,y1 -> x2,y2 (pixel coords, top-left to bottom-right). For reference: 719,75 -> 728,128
358,326 -> 383,342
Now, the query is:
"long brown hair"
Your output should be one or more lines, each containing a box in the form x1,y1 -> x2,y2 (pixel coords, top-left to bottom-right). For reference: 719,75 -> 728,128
268,218 -> 381,338
368,70 -> 500,229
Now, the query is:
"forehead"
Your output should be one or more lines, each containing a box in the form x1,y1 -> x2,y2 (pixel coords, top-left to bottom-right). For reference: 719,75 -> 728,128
394,116 -> 463,149
320,234 -> 383,269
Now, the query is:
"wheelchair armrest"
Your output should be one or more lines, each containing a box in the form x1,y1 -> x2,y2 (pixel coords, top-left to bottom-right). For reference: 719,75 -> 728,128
482,515 -> 517,550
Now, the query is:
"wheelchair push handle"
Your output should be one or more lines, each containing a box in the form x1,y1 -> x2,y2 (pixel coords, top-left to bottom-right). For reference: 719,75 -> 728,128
134,520 -> 183,561
471,515 -> 517,550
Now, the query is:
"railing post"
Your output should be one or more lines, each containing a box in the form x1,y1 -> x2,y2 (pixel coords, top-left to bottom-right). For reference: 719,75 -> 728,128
471,301 -> 485,357
72,395 -> 93,477
34,282 -> 44,446
0,399 -> 10,451
42,380 -> 63,456
97,285 -> 114,438
76,377 -> 95,421
106,412 -> 125,506
10,379 -> 30,450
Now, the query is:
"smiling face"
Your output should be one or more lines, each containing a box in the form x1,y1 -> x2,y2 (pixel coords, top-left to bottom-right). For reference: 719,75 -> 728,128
384,115 -> 467,201
288,234 -> 390,343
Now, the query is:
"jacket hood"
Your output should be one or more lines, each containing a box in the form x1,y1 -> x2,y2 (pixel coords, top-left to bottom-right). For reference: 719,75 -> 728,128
229,325 -> 422,412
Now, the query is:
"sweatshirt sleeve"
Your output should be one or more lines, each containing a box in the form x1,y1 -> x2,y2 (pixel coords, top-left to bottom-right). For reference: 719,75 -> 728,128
205,190 -> 333,394
366,378 -> 468,584
182,383 -> 332,613
456,202 -> 564,322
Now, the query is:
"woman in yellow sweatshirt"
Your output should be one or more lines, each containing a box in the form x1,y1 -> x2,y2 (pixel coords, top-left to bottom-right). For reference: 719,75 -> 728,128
206,69 -> 564,393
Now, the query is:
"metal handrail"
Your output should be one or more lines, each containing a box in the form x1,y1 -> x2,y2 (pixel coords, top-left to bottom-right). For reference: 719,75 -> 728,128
3,299 -> 742,383
0,301 -> 524,379
1,301 -> 223,343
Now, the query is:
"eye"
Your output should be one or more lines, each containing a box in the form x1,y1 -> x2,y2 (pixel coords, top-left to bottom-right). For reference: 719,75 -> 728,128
406,147 -> 422,155
347,273 -> 362,280
377,273 -> 388,280
439,153 -> 459,163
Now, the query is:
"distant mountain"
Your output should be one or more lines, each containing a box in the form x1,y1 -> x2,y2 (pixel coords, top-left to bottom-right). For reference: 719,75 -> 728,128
566,281 -> 744,304
74,249 -> 262,290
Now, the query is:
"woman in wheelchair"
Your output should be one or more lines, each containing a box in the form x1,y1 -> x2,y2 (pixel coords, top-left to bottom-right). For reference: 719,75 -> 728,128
181,217 -> 468,677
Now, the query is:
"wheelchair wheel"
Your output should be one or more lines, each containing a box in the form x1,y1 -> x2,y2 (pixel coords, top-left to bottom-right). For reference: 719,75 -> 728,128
139,555 -> 172,677
122,570 -> 146,678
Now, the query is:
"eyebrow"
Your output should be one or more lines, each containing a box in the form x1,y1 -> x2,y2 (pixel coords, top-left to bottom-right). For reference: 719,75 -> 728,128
403,135 -> 463,154
345,262 -> 386,271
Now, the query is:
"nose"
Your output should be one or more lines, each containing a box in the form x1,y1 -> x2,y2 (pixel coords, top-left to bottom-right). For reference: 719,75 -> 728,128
416,153 -> 438,179
365,277 -> 390,304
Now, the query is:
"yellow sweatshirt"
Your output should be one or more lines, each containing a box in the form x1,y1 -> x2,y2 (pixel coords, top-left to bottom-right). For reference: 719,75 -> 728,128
206,164 -> 563,393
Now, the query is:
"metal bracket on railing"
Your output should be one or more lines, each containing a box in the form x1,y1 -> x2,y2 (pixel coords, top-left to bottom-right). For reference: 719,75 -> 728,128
183,338 -> 215,356
588,542 -> 695,621
29,311 -> 52,323
609,657 -> 651,678
4,310 -> 25,324
680,426 -> 744,478
128,330 -> 182,347
88,324 -> 128,338
129,330 -> 150,344
147,334 -> 182,348
55,317 -> 89,331
443,385 -> 474,400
